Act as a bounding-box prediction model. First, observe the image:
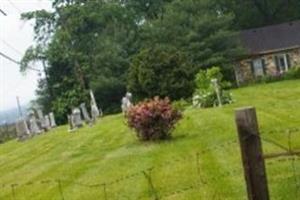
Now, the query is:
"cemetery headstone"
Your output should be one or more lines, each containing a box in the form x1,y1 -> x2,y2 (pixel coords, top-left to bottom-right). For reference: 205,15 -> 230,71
90,90 -> 102,123
44,115 -> 51,131
36,109 -> 47,131
80,103 -> 92,124
49,112 -> 57,128
72,108 -> 83,128
28,111 -> 42,135
68,115 -> 76,132
15,118 -> 31,141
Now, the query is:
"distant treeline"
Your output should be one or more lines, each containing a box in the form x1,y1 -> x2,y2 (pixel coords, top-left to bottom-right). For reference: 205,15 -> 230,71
0,123 -> 16,144
20,0 -> 300,124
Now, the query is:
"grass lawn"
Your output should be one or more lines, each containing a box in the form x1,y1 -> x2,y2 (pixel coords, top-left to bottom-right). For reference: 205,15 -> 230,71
0,80 -> 300,199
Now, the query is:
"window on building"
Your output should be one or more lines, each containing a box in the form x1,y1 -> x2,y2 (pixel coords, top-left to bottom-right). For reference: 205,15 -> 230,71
275,54 -> 291,73
251,58 -> 265,77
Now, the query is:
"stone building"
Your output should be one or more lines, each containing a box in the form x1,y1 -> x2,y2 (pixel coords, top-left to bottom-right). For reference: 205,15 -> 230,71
235,20 -> 300,85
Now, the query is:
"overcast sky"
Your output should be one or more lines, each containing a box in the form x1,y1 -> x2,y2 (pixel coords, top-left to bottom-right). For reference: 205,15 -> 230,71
0,0 -> 52,112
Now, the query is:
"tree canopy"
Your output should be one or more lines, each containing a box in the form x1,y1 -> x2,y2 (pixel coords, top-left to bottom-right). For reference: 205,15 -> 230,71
21,0 -> 300,123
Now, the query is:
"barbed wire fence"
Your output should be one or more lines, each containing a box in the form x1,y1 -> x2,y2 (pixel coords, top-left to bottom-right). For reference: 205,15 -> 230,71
0,139 -> 244,200
0,109 -> 300,199
261,126 -> 300,200
235,107 -> 300,200
0,132 -> 299,200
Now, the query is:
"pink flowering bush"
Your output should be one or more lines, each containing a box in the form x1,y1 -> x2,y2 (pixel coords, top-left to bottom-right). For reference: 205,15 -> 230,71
126,97 -> 182,141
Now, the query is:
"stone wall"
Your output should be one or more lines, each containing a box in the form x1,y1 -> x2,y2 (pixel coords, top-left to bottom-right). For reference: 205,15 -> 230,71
235,48 -> 300,85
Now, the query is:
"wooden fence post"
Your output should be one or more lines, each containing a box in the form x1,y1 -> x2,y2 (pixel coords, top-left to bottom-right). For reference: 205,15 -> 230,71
235,107 -> 269,200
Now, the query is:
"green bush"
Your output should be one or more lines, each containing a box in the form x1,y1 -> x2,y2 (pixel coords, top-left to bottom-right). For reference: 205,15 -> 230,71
127,46 -> 196,101
283,67 -> 300,80
193,66 -> 233,108
251,67 -> 300,85
172,99 -> 190,112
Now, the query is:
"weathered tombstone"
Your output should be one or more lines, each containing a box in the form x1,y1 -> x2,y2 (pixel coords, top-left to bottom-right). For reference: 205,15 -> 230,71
67,115 -> 75,132
49,112 -> 57,128
80,103 -> 92,124
72,108 -> 83,128
28,111 -> 42,135
36,109 -> 47,131
121,92 -> 133,114
90,90 -> 102,123
15,118 -> 31,141
44,115 -> 51,131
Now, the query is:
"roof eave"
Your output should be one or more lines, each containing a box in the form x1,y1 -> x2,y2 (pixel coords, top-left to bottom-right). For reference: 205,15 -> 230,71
246,45 -> 300,57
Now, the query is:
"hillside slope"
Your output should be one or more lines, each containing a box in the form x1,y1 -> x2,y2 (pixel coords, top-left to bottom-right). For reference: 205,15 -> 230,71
0,80 -> 300,200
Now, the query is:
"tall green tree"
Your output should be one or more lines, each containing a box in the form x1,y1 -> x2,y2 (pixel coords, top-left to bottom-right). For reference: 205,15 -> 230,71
21,1 -> 140,122
25,0 -> 300,122
128,46 -> 196,100
143,0 -> 242,69
216,0 -> 300,29
127,0 -> 243,100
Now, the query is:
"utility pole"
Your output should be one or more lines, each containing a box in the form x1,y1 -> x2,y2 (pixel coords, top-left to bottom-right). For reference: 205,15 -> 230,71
16,96 -> 23,117
0,9 -> 7,16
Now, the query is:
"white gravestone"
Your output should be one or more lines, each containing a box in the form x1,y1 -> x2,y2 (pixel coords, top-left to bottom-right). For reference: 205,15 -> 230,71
80,103 -> 91,124
90,90 -> 100,116
28,111 -> 42,135
36,109 -> 47,131
49,112 -> 57,128
90,90 -> 103,123
16,118 -> 31,141
44,115 -> 51,131
72,108 -> 83,128
68,115 -> 76,132
121,92 -> 133,114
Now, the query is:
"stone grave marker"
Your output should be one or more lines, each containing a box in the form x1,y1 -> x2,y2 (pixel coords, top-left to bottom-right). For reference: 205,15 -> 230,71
72,108 -> 83,128
36,109 -> 47,131
49,112 -> 57,128
28,111 -> 42,135
44,115 -> 51,131
80,103 -> 92,124
68,114 -> 76,132
15,118 -> 31,141
90,90 -> 102,123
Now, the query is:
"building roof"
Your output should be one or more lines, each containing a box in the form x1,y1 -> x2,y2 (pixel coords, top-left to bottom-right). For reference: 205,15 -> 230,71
240,20 -> 300,55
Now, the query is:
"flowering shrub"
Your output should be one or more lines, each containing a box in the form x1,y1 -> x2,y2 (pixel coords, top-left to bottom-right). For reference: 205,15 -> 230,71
126,97 -> 182,141
193,66 -> 233,108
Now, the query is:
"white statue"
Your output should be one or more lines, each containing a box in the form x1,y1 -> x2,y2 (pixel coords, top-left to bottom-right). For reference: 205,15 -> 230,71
211,78 -> 222,107
121,92 -> 133,114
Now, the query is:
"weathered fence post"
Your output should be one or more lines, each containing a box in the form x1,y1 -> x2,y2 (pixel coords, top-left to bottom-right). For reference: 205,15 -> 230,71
235,107 -> 269,200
